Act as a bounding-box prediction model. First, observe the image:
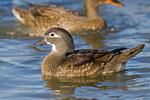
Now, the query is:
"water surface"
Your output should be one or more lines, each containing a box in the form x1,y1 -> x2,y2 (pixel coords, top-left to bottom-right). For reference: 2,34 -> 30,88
0,0 -> 150,100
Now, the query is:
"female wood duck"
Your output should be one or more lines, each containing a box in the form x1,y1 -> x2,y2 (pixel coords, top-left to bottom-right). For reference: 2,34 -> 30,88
12,0 -> 124,37
35,28 -> 144,77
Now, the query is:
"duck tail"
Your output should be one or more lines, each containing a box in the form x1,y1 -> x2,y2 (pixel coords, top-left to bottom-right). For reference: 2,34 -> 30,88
102,44 -> 144,74
12,7 -> 28,24
12,6 -> 37,25
114,44 -> 145,63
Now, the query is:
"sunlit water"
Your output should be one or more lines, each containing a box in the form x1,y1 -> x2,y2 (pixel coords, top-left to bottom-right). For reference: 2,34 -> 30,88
0,0 -> 150,100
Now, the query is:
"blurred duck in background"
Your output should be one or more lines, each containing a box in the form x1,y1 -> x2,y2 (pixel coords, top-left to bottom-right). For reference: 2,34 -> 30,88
12,0 -> 124,37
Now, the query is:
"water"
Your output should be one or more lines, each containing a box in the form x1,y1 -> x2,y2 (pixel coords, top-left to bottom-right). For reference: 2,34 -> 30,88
0,0 -> 150,100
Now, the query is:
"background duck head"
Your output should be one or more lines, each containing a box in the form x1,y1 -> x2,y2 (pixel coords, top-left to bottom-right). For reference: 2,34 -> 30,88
84,0 -> 124,19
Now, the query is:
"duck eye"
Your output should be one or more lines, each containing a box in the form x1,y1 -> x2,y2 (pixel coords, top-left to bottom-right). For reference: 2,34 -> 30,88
49,32 -> 55,37
50,33 -> 54,36
48,32 -> 60,38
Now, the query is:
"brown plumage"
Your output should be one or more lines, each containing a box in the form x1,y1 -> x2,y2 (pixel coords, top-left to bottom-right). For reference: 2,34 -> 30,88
12,0 -> 124,37
35,28 -> 145,77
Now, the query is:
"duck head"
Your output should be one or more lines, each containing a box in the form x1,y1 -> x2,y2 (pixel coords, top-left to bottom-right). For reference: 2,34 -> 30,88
35,28 -> 75,54
84,0 -> 124,19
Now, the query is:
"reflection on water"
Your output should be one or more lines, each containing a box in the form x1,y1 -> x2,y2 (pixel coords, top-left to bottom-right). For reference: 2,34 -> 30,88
73,30 -> 106,49
73,28 -> 117,49
42,73 -> 133,95
41,72 -> 142,100
0,0 -> 150,100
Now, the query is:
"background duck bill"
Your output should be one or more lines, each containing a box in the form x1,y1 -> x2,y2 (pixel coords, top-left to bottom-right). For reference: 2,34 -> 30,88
105,0 -> 124,7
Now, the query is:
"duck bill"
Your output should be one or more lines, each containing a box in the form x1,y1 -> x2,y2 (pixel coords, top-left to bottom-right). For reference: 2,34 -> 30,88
34,38 -> 47,45
104,0 -> 124,7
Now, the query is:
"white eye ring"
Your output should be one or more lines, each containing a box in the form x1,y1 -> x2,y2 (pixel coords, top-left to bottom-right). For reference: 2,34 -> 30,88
49,32 -> 55,37
49,32 -> 60,38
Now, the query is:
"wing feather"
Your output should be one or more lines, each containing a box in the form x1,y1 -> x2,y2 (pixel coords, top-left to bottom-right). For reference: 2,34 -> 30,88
61,48 -> 127,67
61,49 -> 112,67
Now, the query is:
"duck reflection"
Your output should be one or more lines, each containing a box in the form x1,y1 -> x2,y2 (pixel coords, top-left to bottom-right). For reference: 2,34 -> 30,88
55,96 -> 97,100
73,30 -> 107,49
42,72 -> 140,95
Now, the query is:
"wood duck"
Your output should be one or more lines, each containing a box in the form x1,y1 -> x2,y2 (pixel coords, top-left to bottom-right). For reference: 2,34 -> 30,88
35,28 -> 144,77
12,0 -> 124,37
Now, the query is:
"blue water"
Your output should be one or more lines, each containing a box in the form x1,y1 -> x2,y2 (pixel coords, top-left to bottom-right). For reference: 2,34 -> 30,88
0,0 -> 150,100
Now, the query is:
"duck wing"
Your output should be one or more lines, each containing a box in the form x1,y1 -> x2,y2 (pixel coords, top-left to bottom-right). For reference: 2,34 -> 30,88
62,48 -> 127,67
27,3 -> 79,18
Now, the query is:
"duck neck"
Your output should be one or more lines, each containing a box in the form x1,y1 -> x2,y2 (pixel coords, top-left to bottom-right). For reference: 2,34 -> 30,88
51,43 -> 74,55
84,0 -> 100,19
42,48 -> 63,75
41,44 -> 74,75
